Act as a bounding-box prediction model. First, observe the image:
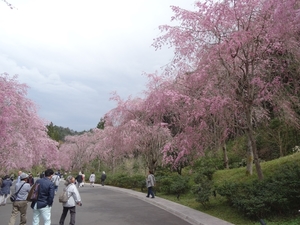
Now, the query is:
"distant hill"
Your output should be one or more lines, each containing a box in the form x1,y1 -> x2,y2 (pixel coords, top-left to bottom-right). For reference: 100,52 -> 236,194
46,122 -> 87,141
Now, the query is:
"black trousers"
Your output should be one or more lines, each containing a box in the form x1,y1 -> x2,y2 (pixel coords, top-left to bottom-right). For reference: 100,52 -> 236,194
59,206 -> 76,225
147,186 -> 155,198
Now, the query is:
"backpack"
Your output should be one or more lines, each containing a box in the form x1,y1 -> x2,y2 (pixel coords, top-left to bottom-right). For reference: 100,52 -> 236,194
59,185 -> 71,203
27,183 -> 40,202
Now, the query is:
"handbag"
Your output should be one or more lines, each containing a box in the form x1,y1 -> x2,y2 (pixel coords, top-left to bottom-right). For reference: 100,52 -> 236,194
10,182 -> 26,202
10,194 -> 17,202
26,182 -> 40,202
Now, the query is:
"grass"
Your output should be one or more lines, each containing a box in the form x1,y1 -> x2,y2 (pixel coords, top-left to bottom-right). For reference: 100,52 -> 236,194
152,152 -> 300,225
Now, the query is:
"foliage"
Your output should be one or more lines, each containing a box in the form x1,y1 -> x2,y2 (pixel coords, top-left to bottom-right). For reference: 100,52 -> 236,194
153,0 -> 300,180
216,161 -> 300,219
105,173 -> 145,189
97,117 -> 105,130
0,73 -> 59,173
153,153 -> 300,225
192,177 -> 214,208
155,174 -> 190,199
190,156 -> 219,207
46,122 -> 85,141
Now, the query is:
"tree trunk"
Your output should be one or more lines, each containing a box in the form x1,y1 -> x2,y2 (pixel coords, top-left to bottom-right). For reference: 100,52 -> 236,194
246,138 -> 253,176
277,131 -> 284,157
97,158 -> 101,173
247,130 -> 264,180
148,159 -> 157,173
223,144 -> 229,169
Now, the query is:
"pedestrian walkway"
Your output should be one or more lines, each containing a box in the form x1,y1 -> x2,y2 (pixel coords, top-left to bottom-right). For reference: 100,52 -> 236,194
1,179 -> 234,225
102,185 -> 234,225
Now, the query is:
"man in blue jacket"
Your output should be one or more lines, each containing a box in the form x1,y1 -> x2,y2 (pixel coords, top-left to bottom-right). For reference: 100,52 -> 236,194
31,169 -> 55,225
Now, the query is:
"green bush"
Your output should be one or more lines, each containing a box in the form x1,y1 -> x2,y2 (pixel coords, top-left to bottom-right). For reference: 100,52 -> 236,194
216,163 -> 300,219
192,171 -> 215,208
105,174 -> 145,189
157,174 -> 190,198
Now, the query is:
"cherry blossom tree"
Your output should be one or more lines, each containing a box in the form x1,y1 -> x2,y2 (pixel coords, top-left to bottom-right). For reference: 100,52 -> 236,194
0,73 -> 59,173
59,130 -> 101,171
140,72 -> 234,173
153,0 -> 300,180
105,93 -> 172,172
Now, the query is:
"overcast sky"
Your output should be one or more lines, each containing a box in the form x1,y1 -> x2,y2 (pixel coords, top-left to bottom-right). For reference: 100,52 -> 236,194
0,0 -> 195,131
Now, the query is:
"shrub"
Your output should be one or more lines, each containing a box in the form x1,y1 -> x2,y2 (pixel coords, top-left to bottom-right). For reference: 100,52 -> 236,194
157,174 -> 190,198
216,163 -> 300,219
192,172 -> 215,208
105,174 -> 145,189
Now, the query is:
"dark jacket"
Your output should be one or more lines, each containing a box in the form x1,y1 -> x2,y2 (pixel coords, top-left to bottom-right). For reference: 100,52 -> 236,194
75,175 -> 83,183
101,174 -> 106,181
28,176 -> 35,186
1,178 -> 13,195
31,177 -> 55,209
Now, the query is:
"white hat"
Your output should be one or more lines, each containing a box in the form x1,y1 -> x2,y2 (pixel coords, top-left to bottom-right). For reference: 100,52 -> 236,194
20,173 -> 29,180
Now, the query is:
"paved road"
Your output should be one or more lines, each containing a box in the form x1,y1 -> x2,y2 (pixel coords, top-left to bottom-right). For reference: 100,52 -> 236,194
0,181 -> 234,225
1,183 -> 191,225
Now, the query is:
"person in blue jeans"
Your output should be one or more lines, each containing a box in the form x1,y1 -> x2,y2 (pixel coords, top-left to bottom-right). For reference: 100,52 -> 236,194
31,169 -> 55,225
146,170 -> 156,198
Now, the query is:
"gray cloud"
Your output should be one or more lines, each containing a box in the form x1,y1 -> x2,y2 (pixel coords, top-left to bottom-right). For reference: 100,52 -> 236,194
0,0 -> 194,131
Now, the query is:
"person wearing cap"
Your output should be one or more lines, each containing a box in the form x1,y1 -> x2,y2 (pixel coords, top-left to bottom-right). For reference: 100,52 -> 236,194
8,172 -> 31,225
31,168 -> 55,225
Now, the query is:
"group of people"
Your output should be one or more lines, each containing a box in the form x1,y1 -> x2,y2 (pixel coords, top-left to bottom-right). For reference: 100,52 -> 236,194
75,171 -> 107,188
2,169 -> 82,225
0,169 -> 157,225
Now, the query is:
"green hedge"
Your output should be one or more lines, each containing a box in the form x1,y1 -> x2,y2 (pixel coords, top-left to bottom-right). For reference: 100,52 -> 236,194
216,163 -> 300,219
105,174 -> 145,189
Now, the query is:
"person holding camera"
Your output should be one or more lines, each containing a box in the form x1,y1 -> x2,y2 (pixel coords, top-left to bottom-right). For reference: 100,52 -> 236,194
59,175 -> 82,225
8,173 -> 30,225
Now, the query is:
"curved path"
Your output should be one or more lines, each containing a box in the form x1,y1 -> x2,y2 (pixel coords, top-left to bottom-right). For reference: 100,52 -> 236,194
1,181 -> 234,225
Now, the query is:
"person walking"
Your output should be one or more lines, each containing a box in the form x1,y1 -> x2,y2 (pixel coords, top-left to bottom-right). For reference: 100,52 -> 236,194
51,172 -> 60,195
89,172 -> 96,187
28,173 -> 35,186
0,175 -> 13,205
146,170 -> 156,198
39,171 -> 45,178
75,173 -> 83,188
59,175 -> 82,225
31,168 -> 55,225
8,173 -> 31,225
16,171 -> 22,184
81,172 -> 85,187
100,171 -> 106,186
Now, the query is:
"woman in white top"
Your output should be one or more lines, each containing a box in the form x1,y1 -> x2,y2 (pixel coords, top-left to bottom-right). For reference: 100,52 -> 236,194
59,175 -> 82,225
89,172 -> 96,187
